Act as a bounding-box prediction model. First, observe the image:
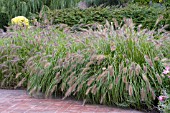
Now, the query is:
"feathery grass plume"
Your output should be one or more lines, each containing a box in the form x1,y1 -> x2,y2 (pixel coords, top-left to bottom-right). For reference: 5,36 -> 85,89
53,66 -> 60,70
38,69 -> 44,76
86,87 -> 92,95
146,83 -> 152,93
63,61 -> 70,69
65,77 -> 70,84
2,69 -> 8,74
125,83 -> 129,91
29,63 -> 37,71
119,61 -> 124,74
55,72 -> 60,79
1,79 -> 6,87
81,67 -> 90,75
125,59 -> 130,66
96,55 -> 106,65
112,18 -> 119,29
90,55 -> 97,61
77,57 -> 85,64
35,67 -> 41,75
123,67 -> 127,74
128,84 -> 133,96
135,64 -> 141,76
87,77 -> 95,86
68,77 -> 77,86
29,86 -> 37,95
61,82 -> 66,92
129,67 -> 133,77
63,83 -> 77,100
143,65 -> 148,73
156,74 -> 162,85
96,71 -> 108,81
110,42 -> 116,52
57,58 -> 64,67
131,62 -> 136,71
50,85 -> 57,96
122,76 -> 127,83
137,24 -> 142,32
86,61 -> 94,67
15,73 -> 22,79
15,78 -> 26,89
102,74 -> 108,83
124,18 -> 134,30
77,83 -> 84,92
109,84 -> 113,90
141,88 -> 146,101
154,56 -> 160,61
144,55 -> 153,67
150,87 -> 156,100
108,65 -> 114,76
0,64 -> 8,69
100,93 -> 106,104
115,76 -> 120,85
67,64 -> 77,74
155,15 -> 164,27
91,84 -> 97,95
142,74 -> 149,84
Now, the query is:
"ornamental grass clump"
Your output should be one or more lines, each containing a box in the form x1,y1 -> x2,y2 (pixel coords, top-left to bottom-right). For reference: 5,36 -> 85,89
0,19 -> 170,111
0,25 -> 64,88
25,19 -> 170,110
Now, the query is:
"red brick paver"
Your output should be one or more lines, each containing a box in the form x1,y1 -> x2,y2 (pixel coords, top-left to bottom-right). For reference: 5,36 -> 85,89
0,89 -> 144,113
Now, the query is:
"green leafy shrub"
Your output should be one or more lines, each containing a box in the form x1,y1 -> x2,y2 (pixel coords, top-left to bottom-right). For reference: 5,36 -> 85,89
47,7 -> 112,26
84,0 -> 123,6
0,13 -> 8,31
82,0 -> 165,6
46,4 -> 170,31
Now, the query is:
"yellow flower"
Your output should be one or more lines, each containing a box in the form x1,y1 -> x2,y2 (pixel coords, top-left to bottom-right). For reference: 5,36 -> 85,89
159,0 -> 163,3
11,16 -> 29,28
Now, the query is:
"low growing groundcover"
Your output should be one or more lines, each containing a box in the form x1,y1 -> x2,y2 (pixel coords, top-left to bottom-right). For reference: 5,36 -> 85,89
0,19 -> 170,112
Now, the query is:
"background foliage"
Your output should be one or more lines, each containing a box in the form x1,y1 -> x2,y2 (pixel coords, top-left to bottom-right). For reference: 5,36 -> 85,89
45,4 -> 170,31
0,0 -> 170,30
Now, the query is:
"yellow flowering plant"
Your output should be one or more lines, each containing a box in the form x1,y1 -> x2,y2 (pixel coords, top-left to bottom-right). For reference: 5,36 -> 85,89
159,0 -> 163,3
11,16 -> 29,28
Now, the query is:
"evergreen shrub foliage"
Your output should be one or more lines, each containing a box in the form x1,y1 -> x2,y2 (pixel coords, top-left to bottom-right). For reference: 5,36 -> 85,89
46,4 -> 170,31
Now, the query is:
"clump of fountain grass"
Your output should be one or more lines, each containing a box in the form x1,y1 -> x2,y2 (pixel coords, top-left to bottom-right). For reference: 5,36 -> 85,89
0,19 -> 170,111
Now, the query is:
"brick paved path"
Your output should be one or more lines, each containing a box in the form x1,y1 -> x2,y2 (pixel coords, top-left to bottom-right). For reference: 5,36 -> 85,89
0,89 -> 144,113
